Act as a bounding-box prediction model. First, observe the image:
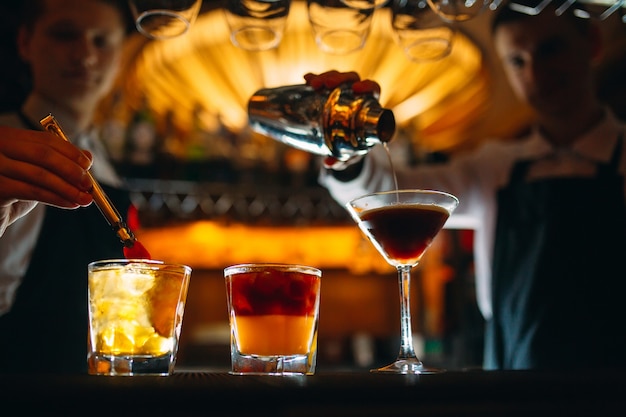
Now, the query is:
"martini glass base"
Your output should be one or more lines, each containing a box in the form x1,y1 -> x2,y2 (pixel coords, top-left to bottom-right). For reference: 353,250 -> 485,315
370,358 -> 446,374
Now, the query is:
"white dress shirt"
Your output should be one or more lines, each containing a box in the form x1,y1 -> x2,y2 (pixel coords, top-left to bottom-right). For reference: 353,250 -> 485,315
0,94 -> 121,316
320,109 -> 626,320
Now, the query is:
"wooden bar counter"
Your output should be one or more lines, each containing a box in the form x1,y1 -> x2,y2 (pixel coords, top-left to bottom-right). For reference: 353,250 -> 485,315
1,368 -> 624,416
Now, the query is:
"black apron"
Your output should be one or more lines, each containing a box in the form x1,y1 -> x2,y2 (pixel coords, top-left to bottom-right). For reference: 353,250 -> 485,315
485,136 -> 626,370
0,186 -> 130,374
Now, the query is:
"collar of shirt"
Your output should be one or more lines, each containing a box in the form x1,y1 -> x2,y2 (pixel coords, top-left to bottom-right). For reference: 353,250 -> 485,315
22,94 -> 85,137
515,108 -> 624,181
523,108 -> 624,165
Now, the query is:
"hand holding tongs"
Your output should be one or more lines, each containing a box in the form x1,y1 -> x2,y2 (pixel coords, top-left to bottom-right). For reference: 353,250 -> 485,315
39,114 -> 138,248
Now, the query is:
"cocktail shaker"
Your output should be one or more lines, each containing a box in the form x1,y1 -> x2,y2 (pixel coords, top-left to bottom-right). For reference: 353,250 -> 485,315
248,84 -> 395,161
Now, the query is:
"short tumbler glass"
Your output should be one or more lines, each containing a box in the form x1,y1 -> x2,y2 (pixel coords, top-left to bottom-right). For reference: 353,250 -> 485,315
225,263 -> 322,375
87,259 -> 192,376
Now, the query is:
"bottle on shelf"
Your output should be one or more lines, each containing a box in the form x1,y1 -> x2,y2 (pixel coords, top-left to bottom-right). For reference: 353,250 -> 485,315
120,95 -> 161,179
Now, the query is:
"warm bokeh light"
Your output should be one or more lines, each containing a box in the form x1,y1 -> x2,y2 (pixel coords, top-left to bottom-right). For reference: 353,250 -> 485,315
137,220 -> 394,274
101,2 -> 511,155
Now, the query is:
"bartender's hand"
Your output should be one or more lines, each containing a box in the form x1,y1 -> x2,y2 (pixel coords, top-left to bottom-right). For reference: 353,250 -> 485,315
304,70 -> 380,173
0,126 -> 94,234
304,70 -> 380,98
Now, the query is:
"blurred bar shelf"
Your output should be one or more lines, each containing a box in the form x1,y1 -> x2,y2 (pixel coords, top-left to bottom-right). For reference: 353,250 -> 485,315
124,178 -> 351,227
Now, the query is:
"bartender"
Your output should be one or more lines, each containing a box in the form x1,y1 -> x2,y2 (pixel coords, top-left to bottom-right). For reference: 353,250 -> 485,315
317,3 -> 626,369
0,0 -> 133,373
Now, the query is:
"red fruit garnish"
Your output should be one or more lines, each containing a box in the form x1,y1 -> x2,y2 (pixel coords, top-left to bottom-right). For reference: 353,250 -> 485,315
123,240 -> 151,260
228,269 -> 320,316
126,204 -> 141,231
288,280 -> 307,300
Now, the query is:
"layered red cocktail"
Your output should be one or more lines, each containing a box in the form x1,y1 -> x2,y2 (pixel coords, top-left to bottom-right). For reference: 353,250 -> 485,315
224,263 -> 321,375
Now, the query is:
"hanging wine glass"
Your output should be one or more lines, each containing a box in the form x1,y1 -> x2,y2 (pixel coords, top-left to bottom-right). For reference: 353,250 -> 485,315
308,0 -> 375,55
426,0 -> 491,21
391,0 -> 456,62
128,0 -> 202,39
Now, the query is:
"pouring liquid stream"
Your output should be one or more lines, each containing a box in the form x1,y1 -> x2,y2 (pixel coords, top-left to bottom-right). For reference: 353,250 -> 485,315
39,114 -> 151,260
382,142 -> 400,193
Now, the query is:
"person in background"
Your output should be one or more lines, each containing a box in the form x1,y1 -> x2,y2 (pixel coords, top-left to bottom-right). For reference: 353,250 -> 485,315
0,0 -> 134,373
316,3 -> 626,370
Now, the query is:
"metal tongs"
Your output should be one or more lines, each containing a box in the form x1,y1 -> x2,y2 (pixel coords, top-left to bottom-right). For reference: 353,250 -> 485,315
40,114 -> 138,249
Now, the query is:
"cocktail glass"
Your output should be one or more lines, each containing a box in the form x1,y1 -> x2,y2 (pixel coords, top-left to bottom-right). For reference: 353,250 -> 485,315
225,263 -> 322,375
87,259 -> 192,376
346,189 -> 458,374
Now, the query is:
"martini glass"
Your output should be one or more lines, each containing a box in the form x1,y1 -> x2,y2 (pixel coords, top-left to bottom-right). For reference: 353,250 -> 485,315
346,189 -> 458,374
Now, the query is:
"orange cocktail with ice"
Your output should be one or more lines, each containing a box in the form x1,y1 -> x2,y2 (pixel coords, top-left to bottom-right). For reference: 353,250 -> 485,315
87,259 -> 191,376
224,263 -> 321,375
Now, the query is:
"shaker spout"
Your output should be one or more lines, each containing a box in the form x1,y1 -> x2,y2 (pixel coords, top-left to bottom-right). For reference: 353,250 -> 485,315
358,105 -> 395,144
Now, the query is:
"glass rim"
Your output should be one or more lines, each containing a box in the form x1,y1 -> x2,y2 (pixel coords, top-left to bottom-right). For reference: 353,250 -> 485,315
88,258 -> 192,274
224,263 -> 322,277
347,188 -> 459,205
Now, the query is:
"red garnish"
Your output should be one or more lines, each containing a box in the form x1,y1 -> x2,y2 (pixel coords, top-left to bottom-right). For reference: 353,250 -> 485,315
228,269 -> 320,316
126,204 -> 141,231
123,239 -> 151,260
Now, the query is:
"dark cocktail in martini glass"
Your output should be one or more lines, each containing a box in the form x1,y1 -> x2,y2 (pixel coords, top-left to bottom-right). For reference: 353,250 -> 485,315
346,189 -> 458,374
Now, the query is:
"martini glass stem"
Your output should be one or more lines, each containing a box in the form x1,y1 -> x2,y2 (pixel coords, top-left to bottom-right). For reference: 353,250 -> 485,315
397,265 -> 418,361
